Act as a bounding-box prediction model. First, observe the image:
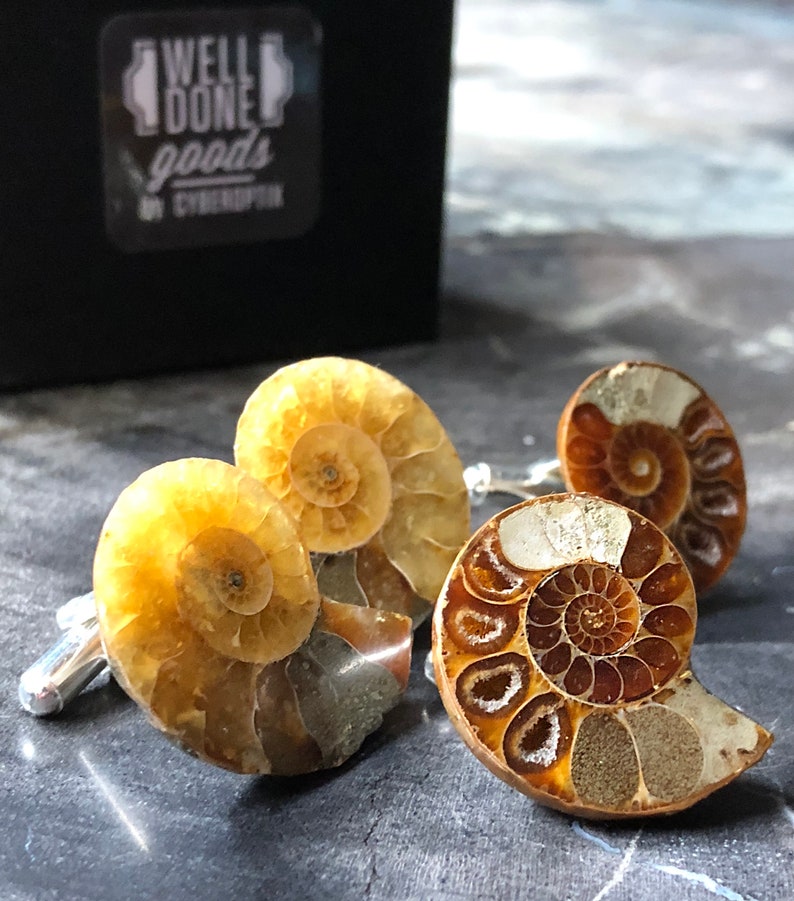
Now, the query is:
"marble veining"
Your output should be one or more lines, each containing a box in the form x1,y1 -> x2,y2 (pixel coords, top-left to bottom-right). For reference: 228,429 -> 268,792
573,821 -> 761,901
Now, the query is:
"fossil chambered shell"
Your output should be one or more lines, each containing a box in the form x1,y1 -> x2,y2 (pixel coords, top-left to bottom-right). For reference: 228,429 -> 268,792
93,458 -> 412,775
432,494 -> 772,819
557,361 -> 747,591
234,357 -> 470,625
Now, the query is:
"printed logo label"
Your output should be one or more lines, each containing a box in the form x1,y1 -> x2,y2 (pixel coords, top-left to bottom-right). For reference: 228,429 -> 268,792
101,8 -> 321,252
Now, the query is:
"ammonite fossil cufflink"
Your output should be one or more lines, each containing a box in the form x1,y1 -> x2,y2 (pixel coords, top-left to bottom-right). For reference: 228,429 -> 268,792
18,356 -> 472,775
432,493 -> 772,819
465,361 -> 746,592
20,458 -> 413,775
234,356 -> 471,626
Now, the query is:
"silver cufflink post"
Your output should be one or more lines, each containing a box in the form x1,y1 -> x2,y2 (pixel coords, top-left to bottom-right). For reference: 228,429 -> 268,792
18,592 -> 107,717
464,458 -> 563,507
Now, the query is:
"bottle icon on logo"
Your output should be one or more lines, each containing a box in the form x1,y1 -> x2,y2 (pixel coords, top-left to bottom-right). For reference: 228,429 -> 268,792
123,38 -> 159,136
259,33 -> 293,127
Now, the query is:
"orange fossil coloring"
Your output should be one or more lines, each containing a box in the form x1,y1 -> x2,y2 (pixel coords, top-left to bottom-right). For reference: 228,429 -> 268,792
235,357 -> 470,625
557,362 -> 746,591
94,458 -> 412,775
433,494 -> 771,818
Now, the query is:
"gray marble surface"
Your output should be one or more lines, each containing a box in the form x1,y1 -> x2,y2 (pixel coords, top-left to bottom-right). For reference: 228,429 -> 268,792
3,1 -> 794,899
448,0 -> 794,239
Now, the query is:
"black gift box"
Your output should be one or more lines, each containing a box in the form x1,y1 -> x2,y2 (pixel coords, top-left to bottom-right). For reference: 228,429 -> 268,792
0,3 -> 454,388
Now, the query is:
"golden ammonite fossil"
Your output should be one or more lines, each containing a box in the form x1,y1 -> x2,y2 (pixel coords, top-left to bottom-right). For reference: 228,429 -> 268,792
234,357 -> 470,625
432,494 -> 772,818
93,458 -> 412,775
557,361 -> 746,591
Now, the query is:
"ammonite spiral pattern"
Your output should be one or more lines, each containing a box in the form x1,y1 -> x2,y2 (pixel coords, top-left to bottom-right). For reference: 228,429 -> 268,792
432,494 -> 772,818
557,362 -> 746,591
234,357 -> 470,625
94,458 -> 413,775
528,557 -> 693,706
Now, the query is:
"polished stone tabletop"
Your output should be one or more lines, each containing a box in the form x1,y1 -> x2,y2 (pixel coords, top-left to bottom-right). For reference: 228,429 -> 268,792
3,1 -> 794,899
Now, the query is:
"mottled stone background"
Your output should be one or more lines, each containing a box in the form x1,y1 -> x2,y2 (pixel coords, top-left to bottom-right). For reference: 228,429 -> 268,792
1,2 -> 793,899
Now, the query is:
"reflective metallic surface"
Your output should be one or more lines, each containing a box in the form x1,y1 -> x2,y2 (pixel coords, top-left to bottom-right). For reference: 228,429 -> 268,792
18,619 -> 104,717
463,458 -> 563,506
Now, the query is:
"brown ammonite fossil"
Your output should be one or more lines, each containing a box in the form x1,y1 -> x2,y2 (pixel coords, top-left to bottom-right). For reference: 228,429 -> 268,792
94,458 -> 412,775
432,494 -> 772,819
234,357 -> 470,626
557,362 -> 746,592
